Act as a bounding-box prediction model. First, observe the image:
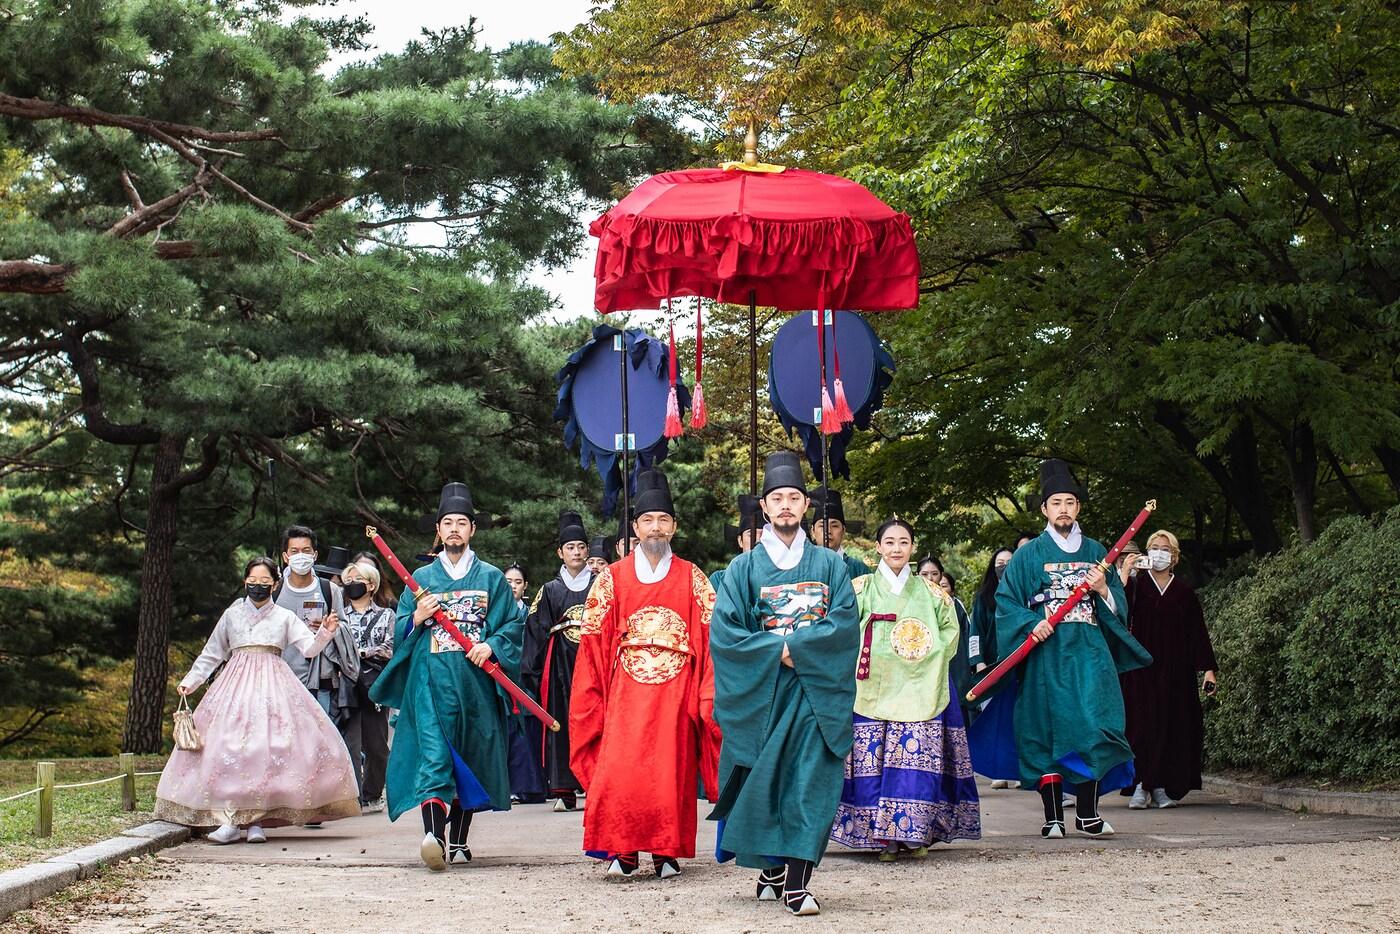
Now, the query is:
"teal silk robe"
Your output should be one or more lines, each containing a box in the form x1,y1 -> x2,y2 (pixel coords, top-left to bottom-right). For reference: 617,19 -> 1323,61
995,531 -> 1151,789
709,543 -> 859,867
370,556 -> 524,820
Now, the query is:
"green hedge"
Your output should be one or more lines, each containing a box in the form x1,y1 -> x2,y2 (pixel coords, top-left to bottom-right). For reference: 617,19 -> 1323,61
1201,506 -> 1400,784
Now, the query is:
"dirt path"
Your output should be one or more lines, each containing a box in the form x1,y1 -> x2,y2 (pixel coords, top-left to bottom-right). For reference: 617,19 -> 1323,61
19,783 -> 1400,933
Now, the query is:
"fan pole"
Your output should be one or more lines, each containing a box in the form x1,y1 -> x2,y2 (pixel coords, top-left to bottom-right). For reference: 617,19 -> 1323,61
819,311 -> 830,533
749,290 -> 758,496
618,329 -> 631,555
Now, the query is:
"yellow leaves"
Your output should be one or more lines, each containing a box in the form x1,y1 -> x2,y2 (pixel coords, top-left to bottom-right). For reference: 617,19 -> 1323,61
0,551 -> 120,597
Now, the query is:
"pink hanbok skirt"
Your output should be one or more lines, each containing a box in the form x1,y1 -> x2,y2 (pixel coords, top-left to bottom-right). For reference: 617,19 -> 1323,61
155,646 -> 361,828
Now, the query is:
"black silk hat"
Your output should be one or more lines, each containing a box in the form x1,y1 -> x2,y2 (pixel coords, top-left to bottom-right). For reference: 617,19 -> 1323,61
725,493 -> 765,542
588,535 -> 611,559
762,451 -> 807,497
1038,458 -> 1087,506
631,469 -> 676,518
436,482 -> 476,521
809,486 -> 846,524
313,545 -> 351,578
558,510 -> 588,546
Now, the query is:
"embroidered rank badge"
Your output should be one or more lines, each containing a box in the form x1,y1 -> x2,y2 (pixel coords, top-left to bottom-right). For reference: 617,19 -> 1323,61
757,581 -> 830,636
1042,563 -> 1096,625
430,590 -> 488,652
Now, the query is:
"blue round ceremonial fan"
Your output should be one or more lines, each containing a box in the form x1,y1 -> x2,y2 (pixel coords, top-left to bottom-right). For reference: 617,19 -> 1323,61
768,310 -> 895,480
555,325 -> 689,516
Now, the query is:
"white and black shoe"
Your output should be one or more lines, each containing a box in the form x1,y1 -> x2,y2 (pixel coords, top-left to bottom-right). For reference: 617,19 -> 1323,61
756,866 -> 785,901
653,856 -> 681,879
606,853 -> 639,878
448,843 -> 472,865
1040,820 -> 1066,839
420,832 -> 447,871
1075,816 -> 1115,837
782,859 -> 820,916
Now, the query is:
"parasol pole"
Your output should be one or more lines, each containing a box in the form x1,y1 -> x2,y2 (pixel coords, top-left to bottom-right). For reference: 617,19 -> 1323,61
819,308 -> 830,534
618,327 -> 631,555
749,289 -> 758,496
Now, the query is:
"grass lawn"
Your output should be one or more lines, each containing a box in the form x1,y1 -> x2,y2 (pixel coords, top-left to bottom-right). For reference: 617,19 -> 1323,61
0,756 -> 168,872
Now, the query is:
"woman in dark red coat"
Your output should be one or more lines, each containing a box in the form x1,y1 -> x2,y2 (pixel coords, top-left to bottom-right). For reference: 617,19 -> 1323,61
1121,530 -> 1219,808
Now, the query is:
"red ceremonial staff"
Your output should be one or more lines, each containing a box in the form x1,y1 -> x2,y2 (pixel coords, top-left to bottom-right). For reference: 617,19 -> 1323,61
965,500 -> 1158,704
365,526 -> 561,732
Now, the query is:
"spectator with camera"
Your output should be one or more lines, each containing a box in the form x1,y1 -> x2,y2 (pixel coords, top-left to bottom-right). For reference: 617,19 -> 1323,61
1120,530 -> 1219,809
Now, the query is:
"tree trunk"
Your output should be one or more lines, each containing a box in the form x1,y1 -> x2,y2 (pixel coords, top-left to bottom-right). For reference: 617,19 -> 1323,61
1376,444 -> 1400,499
1153,406 -> 1282,554
121,434 -> 186,754
1283,421 -> 1318,543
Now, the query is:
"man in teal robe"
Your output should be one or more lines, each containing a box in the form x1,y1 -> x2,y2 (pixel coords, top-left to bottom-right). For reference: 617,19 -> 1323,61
370,482 -> 523,870
710,453 -> 859,917
979,459 -> 1151,839
809,485 -> 870,581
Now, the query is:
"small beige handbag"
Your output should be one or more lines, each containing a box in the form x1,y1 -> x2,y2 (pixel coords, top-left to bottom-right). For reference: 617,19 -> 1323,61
172,695 -> 203,752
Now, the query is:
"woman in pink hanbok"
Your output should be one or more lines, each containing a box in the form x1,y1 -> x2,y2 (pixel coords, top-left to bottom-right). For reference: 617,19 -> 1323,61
155,557 -> 361,843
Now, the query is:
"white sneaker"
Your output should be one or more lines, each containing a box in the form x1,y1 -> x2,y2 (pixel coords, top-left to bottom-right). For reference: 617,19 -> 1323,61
1128,785 -> 1150,809
1152,788 -> 1177,809
990,779 -> 1013,789
245,825 -> 267,844
207,823 -> 242,845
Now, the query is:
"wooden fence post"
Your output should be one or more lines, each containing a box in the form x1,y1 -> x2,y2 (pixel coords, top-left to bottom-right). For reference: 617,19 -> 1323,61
120,753 -> 137,811
35,761 -> 55,837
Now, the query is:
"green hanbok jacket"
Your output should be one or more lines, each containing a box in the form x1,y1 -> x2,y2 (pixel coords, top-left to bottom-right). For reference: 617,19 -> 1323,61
852,569 -> 960,723
709,540 -> 859,867
370,554 -> 524,820
995,531 -> 1151,790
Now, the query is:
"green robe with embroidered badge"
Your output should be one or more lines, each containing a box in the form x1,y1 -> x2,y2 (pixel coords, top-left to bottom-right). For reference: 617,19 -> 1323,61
995,531 -> 1151,789
852,571 -> 960,723
370,556 -> 523,820
709,543 -> 859,867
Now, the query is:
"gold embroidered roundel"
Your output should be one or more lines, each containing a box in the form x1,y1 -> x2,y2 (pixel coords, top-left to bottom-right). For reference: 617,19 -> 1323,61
889,617 -> 933,661
562,605 -> 585,643
619,605 -> 689,684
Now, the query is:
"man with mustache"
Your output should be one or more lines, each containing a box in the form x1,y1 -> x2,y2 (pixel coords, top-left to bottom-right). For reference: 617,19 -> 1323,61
569,469 -> 721,880
369,482 -> 524,870
709,452 -> 860,917
976,459 -> 1151,839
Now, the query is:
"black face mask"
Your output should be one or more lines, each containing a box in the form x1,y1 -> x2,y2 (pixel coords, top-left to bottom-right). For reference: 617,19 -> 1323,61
994,564 -> 1007,580
343,581 -> 369,600
246,583 -> 273,602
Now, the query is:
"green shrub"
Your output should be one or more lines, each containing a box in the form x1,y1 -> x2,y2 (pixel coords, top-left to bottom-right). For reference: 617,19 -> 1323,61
1201,506 -> 1400,783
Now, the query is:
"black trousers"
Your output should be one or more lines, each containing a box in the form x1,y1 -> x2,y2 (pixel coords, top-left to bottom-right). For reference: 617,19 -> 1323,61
346,677 -> 390,801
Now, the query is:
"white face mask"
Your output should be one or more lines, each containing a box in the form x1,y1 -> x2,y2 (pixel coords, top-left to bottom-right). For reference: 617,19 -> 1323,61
1148,549 -> 1173,571
288,553 -> 316,575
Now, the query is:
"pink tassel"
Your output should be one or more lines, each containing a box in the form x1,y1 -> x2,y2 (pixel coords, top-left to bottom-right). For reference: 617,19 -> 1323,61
664,384 -> 683,438
690,381 -> 707,428
820,386 -> 841,435
833,377 -> 854,424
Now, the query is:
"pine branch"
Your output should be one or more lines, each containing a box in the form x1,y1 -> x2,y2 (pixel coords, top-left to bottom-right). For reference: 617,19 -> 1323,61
0,91 -> 284,144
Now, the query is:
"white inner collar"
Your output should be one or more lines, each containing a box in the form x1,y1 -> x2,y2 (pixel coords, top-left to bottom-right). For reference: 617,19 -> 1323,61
877,559 -> 911,595
1045,521 -> 1083,554
438,548 -> 475,580
560,565 -> 592,592
633,545 -> 673,584
759,523 -> 806,571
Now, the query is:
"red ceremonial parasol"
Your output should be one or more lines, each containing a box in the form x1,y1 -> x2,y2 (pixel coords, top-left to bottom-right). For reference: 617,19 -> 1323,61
589,124 -> 921,500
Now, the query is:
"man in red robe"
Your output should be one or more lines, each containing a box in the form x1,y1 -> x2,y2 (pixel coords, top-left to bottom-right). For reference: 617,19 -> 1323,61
569,469 -> 721,879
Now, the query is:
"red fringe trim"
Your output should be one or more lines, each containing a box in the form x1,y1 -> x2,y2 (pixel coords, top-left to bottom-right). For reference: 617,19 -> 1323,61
832,377 -> 854,424
820,387 -> 841,435
690,382 -> 707,428
664,385 -> 683,438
